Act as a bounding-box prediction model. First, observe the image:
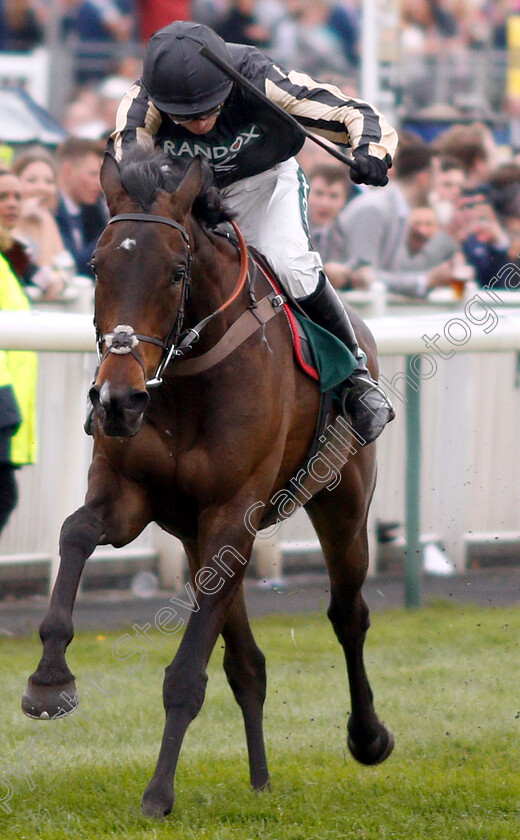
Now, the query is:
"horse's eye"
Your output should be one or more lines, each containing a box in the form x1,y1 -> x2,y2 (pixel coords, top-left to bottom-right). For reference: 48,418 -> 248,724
89,258 -> 97,274
172,267 -> 186,284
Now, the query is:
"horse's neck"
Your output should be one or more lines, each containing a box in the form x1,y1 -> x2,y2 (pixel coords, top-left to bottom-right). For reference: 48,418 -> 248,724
185,226 -> 244,346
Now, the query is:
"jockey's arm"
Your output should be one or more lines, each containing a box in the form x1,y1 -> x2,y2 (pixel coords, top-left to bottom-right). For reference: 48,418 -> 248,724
108,83 -> 162,162
262,63 -> 398,166
107,49 -> 398,179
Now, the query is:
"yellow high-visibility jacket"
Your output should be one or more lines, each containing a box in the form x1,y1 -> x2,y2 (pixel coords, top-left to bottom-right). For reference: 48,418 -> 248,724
0,254 -> 37,465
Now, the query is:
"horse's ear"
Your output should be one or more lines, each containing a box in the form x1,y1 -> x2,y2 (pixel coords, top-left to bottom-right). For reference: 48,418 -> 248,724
100,152 -> 127,215
172,156 -> 203,217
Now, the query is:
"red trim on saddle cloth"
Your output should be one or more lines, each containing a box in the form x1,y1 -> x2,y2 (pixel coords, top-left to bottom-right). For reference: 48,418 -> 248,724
253,259 -> 320,382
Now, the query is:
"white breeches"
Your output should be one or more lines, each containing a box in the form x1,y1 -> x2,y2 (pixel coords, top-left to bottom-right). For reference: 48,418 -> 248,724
221,157 -> 324,299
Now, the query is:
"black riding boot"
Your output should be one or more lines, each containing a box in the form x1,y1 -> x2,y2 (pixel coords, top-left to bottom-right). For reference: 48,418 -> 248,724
297,275 -> 395,445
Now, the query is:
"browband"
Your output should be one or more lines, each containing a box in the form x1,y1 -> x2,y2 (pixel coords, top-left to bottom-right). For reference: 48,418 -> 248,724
107,213 -> 190,244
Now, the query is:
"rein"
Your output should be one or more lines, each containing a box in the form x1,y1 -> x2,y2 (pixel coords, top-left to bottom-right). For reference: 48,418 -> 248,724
97,213 -> 250,387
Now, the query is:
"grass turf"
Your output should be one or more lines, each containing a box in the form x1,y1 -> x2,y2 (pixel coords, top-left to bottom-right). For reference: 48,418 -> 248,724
0,601 -> 519,839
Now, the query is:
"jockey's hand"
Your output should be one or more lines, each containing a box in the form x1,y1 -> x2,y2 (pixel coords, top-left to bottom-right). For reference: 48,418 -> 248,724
351,148 -> 392,187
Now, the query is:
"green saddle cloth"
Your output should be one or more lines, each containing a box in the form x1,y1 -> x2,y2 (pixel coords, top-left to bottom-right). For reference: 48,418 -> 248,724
294,313 -> 358,393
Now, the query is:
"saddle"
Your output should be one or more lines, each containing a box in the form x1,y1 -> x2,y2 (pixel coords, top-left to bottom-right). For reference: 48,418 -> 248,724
170,245 -> 356,390
238,249 -> 365,529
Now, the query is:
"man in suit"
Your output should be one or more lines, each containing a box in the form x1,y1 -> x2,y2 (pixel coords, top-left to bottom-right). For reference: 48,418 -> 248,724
56,137 -> 108,277
338,133 -> 458,297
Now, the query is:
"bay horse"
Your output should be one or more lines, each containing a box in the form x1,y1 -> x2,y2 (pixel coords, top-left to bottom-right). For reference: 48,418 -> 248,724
22,147 -> 393,818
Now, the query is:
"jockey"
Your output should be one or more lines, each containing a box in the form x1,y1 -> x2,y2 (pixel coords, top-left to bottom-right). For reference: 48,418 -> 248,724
107,20 -> 398,445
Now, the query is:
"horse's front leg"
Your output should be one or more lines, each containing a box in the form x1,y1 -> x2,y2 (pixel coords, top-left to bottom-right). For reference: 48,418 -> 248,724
22,461 -> 151,720
21,503 -> 105,718
141,521 -> 256,818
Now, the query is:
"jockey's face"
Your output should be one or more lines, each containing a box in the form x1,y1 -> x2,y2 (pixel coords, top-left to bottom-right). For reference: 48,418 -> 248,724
168,104 -> 223,135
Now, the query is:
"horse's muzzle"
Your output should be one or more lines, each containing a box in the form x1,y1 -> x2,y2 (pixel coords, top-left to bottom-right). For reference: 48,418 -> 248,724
89,383 -> 150,437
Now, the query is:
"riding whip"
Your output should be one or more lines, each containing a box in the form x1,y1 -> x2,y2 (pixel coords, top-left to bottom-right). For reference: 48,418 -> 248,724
199,45 -> 356,171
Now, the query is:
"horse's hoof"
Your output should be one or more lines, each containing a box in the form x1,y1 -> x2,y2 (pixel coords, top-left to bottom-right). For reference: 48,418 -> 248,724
21,679 -> 78,720
141,780 -> 174,819
347,726 -> 395,766
252,779 -> 271,793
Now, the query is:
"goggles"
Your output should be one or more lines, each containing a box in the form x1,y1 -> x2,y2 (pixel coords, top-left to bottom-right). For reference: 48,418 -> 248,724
169,104 -> 223,124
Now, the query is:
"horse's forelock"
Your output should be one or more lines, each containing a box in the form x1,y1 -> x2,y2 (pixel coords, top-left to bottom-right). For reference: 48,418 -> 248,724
119,148 -> 172,211
118,145 -> 232,225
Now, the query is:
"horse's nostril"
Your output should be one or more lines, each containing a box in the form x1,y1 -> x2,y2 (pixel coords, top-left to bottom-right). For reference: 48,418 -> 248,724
89,386 -> 101,408
127,390 -> 149,415
88,385 -> 148,436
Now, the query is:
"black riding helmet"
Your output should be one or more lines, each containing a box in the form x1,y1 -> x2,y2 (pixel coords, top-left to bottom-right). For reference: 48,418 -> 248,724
142,21 -> 234,117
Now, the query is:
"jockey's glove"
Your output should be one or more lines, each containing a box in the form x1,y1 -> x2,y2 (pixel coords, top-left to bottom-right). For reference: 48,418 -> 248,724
350,147 -> 392,187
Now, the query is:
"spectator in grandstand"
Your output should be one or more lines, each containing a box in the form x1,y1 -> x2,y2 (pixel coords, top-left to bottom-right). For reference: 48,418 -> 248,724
434,122 -> 495,191
405,205 -> 441,256
429,155 -> 465,225
136,1 -> 192,43
97,75 -> 138,136
308,162 -> 372,290
61,0 -> 137,84
398,204 -> 464,274
113,51 -> 142,81
337,132 -> 459,297
487,164 -> 520,265
497,193 -> 520,267
216,0 -> 271,48
135,1 -> 222,44
63,75 -> 131,139
12,147 -> 75,292
0,0 -> 45,51
453,189 -> 510,289
270,0 -> 359,78
55,137 -> 108,277
0,252 -> 37,537
488,0 -> 513,49
0,167 -> 64,299
427,153 -> 514,289
400,0 -> 462,54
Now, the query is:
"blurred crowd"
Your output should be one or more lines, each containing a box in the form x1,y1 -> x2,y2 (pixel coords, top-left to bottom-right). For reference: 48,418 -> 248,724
0,2 -> 518,306
0,3 -> 518,305
4,120 -> 520,309
303,122 -> 520,299
1,2 -> 518,73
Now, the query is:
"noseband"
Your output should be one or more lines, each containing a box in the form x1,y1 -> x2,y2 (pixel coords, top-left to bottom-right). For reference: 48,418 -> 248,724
96,212 -> 249,387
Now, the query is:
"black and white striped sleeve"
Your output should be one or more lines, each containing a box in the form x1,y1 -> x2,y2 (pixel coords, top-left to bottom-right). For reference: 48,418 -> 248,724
107,82 -> 163,162
263,63 -> 398,161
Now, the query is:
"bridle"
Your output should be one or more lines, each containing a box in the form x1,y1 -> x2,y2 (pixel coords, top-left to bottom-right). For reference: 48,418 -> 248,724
95,212 -> 249,387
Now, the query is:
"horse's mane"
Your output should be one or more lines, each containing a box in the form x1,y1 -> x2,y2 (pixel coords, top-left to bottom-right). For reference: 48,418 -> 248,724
118,145 -> 233,228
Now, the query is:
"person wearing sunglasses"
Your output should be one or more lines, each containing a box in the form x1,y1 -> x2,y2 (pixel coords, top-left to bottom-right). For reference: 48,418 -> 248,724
107,20 -> 398,445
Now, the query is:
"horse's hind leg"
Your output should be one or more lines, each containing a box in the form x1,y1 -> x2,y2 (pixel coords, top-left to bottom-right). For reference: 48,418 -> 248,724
306,482 -> 394,766
21,504 -> 105,718
141,520 -> 258,818
221,585 -> 269,791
